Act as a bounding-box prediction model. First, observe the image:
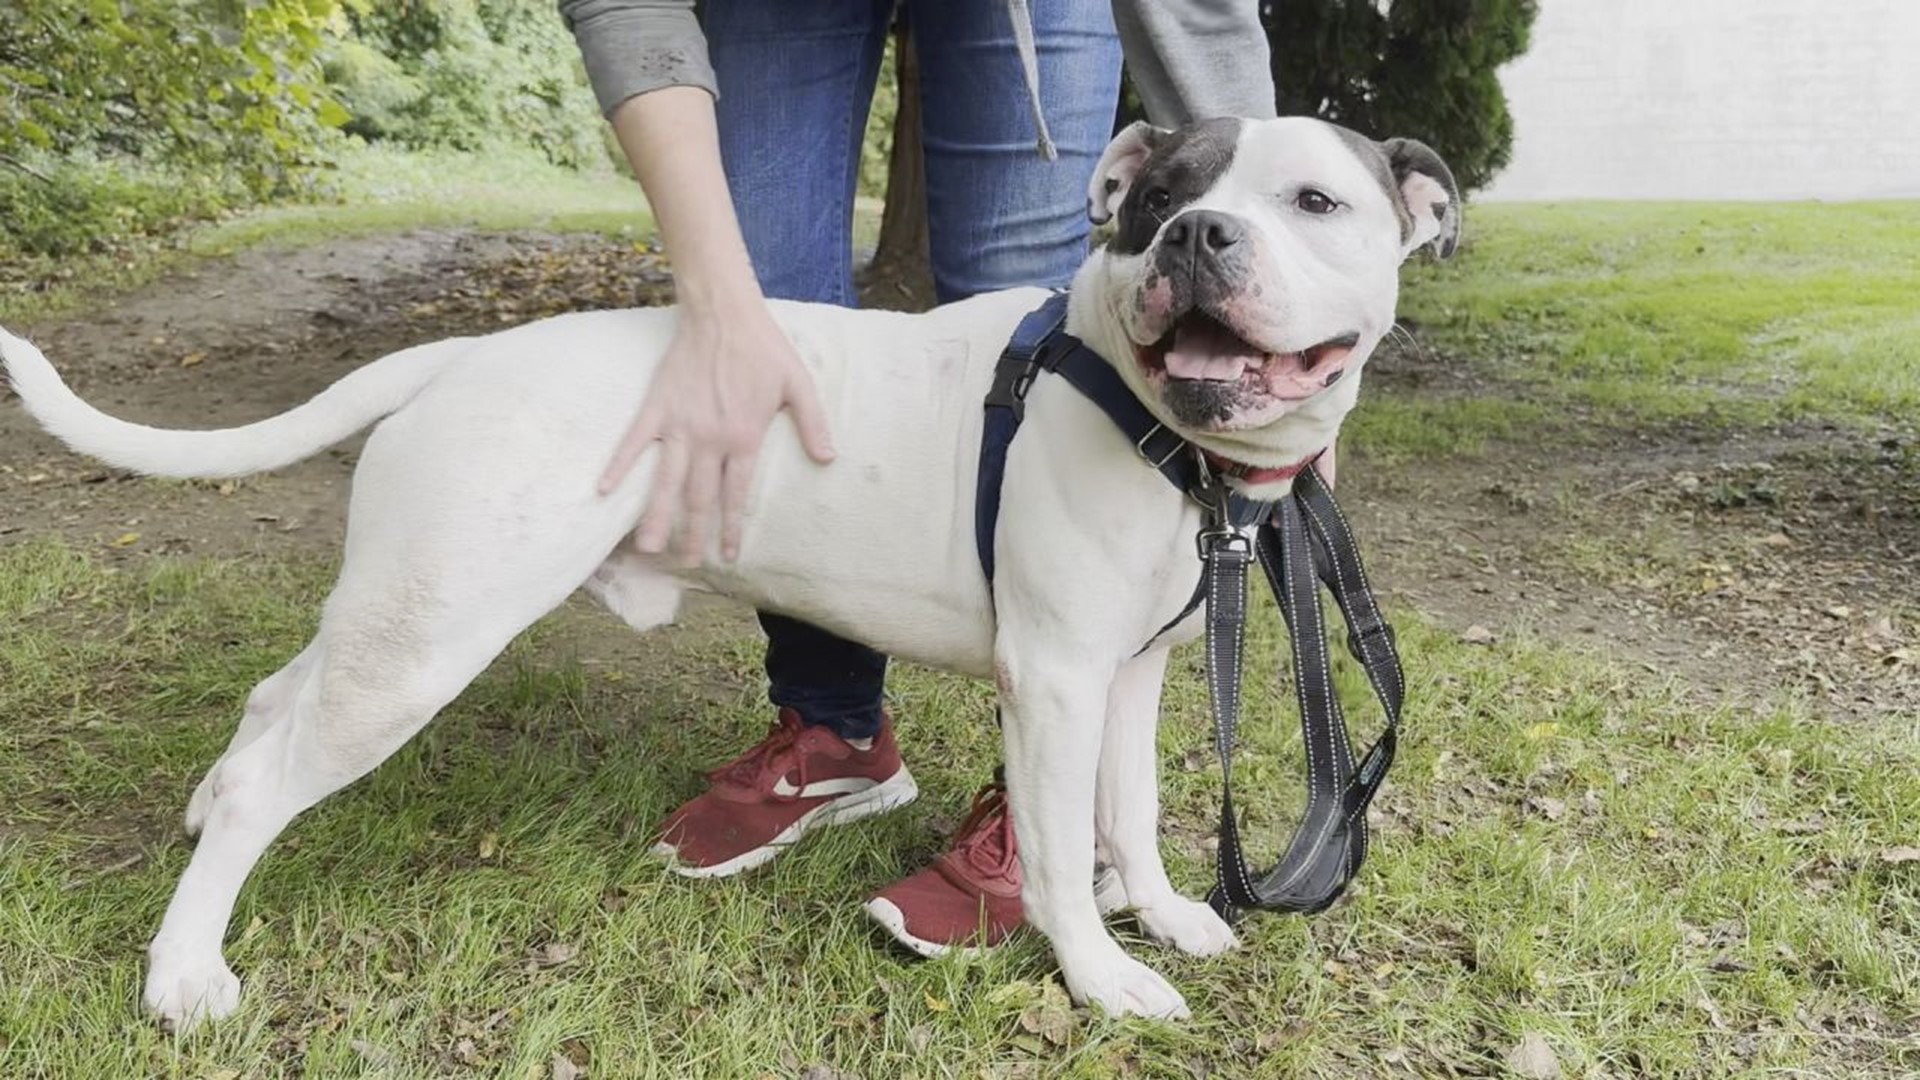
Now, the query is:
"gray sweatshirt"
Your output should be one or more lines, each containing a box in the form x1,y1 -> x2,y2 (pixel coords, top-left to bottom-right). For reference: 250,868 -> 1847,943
558,0 -> 1275,133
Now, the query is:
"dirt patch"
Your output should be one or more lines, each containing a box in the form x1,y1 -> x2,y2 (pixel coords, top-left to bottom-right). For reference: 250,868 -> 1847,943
1345,405 -> 1920,719
4,230 -> 1915,722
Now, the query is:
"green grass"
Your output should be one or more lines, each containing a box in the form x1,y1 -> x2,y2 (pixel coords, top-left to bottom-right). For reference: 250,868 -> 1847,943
1347,201 -> 1920,461
2,543 -> 1913,1079
0,145 -> 652,327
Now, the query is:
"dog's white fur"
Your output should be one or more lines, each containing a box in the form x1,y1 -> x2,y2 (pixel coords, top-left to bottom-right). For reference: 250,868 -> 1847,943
0,117 -> 1453,1027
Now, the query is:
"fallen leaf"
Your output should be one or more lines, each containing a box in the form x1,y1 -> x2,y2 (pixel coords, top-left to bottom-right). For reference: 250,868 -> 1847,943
1708,951 -> 1752,974
551,1053 -> 584,1080
1824,605 -> 1852,620
112,532 -> 140,547
1776,814 -> 1826,836
1504,1032 -> 1561,1079
1879,846 -> 1920,865
1017,982 -> 1074,1046
478,832 -> 499,859
24,472 -> 48,484
528,942 -> 577,969
924,990 -> 949,1012
179,351 -> 207,367
1526,796 -> 1567,821
1461,624 -> 1497,645
1697,993 -> 1730,1030
453,1038 -> 478,1064
1524,722 -> 1560,741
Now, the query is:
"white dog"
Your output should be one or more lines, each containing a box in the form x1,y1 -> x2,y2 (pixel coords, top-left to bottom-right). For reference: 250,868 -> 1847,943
1,116 -> 1456,1027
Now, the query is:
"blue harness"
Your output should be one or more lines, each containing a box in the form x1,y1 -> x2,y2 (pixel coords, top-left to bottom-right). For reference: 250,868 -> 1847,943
973,292 -> 1405,918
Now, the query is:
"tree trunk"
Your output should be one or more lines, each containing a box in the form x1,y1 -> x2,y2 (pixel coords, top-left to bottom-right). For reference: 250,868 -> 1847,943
857,20 -> 935,312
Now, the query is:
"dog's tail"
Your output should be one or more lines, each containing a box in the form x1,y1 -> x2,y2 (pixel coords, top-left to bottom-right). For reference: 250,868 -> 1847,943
0,327 -> 468,480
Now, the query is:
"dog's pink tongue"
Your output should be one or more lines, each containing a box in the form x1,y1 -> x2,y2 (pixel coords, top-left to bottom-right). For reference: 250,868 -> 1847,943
1165,319 -> 1260,381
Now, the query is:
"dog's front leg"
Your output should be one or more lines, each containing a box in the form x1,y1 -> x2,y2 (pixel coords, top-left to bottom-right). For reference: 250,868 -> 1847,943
998,637 -> 1190,1019
1096,647 -> 1239,957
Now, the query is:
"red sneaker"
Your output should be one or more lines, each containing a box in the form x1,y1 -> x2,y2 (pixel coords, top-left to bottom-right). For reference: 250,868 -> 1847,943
653,709 -> 918,878
863,784 -> 1130,958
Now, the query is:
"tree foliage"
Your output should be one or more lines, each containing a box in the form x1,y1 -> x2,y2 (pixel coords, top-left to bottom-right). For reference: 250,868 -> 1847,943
0,0 -> 350,257
325,0 -> 604,169
0,1 -> 345,190
0,0 -> 609,259
1263,0 -> 1538,194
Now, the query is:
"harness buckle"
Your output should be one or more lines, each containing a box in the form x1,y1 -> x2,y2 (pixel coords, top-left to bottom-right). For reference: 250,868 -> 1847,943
1197,527 -> 1252,561
1136,423 -> 1181,469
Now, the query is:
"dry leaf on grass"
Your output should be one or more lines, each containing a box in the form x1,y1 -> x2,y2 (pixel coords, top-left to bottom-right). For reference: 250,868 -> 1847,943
1017,981 -> 1075,1046
1503,1032 -> 1561,1079
1879,846 -> 1920,864
527,942 -> 577,969
551,1053 -> 584,1080
1462,624 -> 1498,645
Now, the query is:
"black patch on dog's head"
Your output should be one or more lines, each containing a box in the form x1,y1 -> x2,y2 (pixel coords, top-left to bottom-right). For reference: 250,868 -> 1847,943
1109,118 -> 1242,257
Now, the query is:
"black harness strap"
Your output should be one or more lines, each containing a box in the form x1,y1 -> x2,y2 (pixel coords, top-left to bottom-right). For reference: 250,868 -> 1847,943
975,292 -> 1405,920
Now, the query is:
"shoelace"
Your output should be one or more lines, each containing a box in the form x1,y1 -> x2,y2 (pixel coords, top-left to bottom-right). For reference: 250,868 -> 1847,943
949,786 -> 1017,879
708,717 -> 810,799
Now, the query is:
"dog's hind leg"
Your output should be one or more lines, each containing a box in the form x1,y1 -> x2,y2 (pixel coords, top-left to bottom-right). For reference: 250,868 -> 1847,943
184,643 -> 319,837
143,526 -> 627,1030
1095,647 -> 1238,958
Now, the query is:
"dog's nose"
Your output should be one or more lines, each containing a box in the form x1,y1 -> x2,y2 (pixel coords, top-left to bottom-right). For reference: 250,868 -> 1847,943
1161,210 -> 1244,258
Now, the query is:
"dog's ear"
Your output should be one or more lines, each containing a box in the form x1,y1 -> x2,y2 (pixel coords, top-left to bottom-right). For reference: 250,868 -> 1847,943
1381,137 -> 1461,260
1088,121 -> 1168,226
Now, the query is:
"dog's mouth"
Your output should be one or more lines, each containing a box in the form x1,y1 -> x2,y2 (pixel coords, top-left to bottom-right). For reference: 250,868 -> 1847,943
1136,311 -> 1359,402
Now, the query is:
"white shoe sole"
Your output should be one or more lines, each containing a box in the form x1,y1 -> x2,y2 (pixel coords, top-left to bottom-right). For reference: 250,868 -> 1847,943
654,766 -> 919,879
864,864 -> 1132,959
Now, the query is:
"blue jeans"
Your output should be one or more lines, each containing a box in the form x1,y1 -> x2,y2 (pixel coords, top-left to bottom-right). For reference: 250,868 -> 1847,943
707,0 -> 1122,740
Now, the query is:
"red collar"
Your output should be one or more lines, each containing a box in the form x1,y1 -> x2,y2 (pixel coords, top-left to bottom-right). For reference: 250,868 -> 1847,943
1202,447 -> 1326,487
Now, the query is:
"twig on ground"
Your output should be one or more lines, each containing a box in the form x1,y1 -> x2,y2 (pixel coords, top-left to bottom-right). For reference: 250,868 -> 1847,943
0,153 -> 54,184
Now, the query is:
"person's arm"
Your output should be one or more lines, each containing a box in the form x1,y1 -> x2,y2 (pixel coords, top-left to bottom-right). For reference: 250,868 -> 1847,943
1110,0 -> 1277,125
560,1 -> 835,561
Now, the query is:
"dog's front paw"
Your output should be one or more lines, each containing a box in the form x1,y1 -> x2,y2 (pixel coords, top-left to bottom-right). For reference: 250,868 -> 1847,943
1136,896 -> 1239,957
143,951 -> 241,1032
1060,942 -> 1190,1020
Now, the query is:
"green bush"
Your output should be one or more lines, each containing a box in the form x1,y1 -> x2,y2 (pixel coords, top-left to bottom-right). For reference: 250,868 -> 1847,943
1264,0 -> 1537,195
0,163 -> 237,259
328,0 -> 605,169
0,0 -> 349,256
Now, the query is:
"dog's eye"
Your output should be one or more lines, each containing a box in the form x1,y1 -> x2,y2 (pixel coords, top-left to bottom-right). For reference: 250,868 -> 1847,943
1294,189 -> 1339,215
1142,187 -> 1173,213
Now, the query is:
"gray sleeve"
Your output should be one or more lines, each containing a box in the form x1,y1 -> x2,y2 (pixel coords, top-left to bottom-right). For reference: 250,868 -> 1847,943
558,0 -> 718,116
1112,0 -> 1276,127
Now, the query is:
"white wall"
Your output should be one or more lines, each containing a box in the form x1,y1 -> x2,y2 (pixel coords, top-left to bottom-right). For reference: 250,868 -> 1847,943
1482,0 -> 1920,201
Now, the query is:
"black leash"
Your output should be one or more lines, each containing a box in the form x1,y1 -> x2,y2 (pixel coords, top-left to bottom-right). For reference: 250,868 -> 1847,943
1199,465 -> 1402,917
976,293 -> 1405,920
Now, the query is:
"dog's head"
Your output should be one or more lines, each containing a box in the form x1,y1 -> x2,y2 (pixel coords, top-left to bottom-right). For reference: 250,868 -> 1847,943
1069,116 -> 1460,478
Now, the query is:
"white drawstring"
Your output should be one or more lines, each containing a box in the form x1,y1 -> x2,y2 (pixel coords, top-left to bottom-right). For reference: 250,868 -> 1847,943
1004,0 -> 1058,160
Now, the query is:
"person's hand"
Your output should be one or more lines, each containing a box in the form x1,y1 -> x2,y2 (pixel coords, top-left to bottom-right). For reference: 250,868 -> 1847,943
598,294 -> 835,563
